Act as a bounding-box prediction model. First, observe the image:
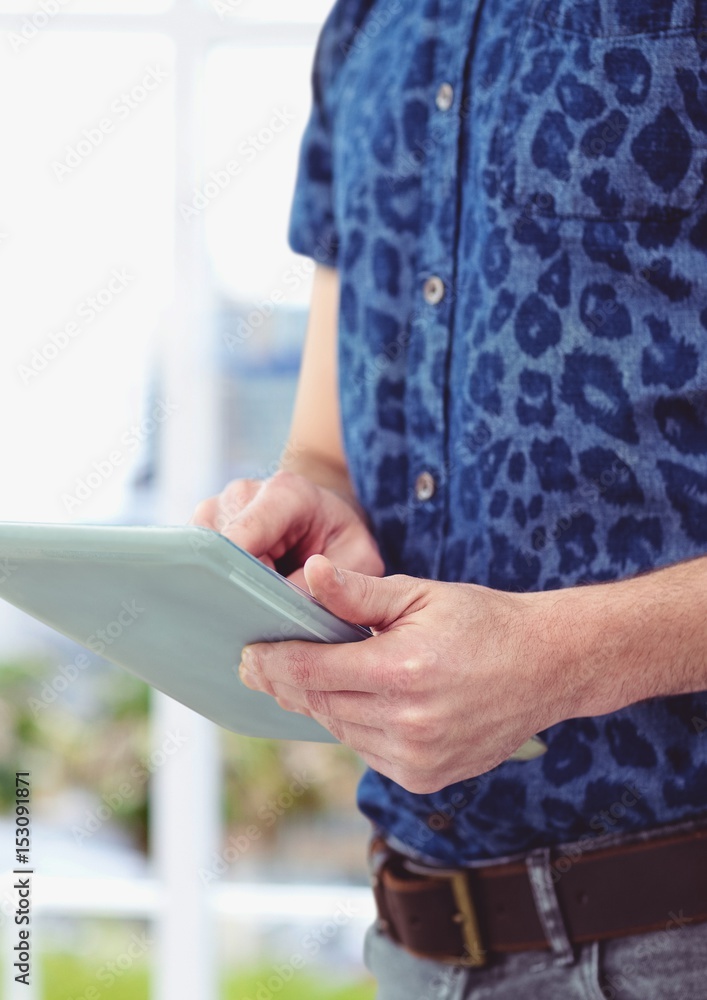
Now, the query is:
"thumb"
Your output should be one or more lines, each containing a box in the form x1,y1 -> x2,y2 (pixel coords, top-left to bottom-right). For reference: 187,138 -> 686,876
303,554 -> 418,631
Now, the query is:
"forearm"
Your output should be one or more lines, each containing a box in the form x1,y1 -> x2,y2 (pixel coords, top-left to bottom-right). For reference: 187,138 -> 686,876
280,444 -> 363,516
543,556 -> 707,720
283,264 -> 366,517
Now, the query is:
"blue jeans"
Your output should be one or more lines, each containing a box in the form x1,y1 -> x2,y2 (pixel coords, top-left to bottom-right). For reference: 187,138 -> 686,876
365,819 -> 707,999
364,919 -> 707,999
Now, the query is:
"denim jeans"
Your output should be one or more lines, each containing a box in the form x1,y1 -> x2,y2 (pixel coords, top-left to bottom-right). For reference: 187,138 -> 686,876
363,919 -> 707,999
364,819 -> 707,1000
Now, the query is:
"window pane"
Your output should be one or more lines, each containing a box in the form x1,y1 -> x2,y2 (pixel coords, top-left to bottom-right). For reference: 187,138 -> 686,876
0,31 -> 174,522
0,0 -> 172,12
202,42 -> 317,307
194,0 -> 331,22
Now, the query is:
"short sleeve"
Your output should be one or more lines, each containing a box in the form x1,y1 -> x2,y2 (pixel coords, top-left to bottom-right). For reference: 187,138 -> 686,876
288,0 -> 377,266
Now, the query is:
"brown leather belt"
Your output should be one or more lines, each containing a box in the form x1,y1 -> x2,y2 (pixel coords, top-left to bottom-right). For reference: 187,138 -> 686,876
370,826 -> 707,968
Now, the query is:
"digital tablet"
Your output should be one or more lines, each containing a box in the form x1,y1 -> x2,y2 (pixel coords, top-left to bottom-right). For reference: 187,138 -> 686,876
0,522 -> 546,758
0,522 -> 370,742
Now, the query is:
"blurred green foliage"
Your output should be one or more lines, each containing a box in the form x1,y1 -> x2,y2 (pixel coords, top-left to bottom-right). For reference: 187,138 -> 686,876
0,655 -> 364,852
36,954 -> 376,1000
0,658 -> 153,847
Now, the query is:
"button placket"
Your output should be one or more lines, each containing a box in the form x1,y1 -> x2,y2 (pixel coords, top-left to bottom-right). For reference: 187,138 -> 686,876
403,2 -> 480,576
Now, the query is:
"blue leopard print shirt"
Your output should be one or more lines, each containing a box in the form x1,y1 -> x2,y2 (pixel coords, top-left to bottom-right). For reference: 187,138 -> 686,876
288,0 -> 707,864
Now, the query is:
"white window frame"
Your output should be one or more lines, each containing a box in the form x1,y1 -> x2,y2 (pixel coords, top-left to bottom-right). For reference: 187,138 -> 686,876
0,6 -> 367,1000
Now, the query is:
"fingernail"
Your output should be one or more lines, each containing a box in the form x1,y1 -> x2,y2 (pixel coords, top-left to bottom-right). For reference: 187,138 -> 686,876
334,566 -> 346,586
238,661 -> 259,690
239,646 -> 260,689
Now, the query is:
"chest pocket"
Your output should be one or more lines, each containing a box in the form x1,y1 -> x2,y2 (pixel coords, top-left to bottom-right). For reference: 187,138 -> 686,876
498,0 -> 707,221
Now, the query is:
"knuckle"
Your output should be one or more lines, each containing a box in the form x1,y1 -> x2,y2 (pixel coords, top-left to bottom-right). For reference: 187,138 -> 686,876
221,504 -> 257,535
287,646 -> 317,688
396,766 -> 445,796
357,571 -> 378,609
388,651 -> 435,698
219,479 -> 261,522
272,469 -> 303,495
225,476 -> 258,498
395,706 -> 441,743
190,498 -> 215,526
305,688 -> 330,716
326,717 -> 345,743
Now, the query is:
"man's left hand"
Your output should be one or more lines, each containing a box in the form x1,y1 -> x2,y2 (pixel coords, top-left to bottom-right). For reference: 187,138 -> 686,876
238,555 -> 578,793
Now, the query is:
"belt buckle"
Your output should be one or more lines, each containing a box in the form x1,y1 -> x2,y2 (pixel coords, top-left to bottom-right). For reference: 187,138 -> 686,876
448,870 -> 486,967
396,853 -> 488,969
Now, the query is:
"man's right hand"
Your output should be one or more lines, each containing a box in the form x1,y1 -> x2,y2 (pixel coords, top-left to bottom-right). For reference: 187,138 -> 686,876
190,469 -> 384,591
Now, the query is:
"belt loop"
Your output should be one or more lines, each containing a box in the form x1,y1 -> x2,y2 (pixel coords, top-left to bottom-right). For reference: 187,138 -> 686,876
525,847 -> 575,966
368,835 -> 395,937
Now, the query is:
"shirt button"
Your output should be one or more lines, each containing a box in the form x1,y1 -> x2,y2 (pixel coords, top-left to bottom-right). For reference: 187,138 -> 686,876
435,82 -> 454,112
423,275 -> 445,305
414,471 -> 436,502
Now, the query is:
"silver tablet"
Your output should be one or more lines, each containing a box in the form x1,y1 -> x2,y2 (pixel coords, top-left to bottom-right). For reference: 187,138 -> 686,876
0,522 -> 546,759
0,522 -> 370,743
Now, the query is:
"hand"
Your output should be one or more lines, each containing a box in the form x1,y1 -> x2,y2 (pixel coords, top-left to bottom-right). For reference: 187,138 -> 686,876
190,471 -> 384,590
238,556 -> 569,793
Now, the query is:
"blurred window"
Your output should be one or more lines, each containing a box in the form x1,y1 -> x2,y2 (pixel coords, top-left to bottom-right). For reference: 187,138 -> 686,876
0,1 -> 322,522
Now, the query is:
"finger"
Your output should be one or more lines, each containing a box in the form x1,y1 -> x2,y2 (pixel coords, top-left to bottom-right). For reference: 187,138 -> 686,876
189,496 -> 219,528
267,680 -> 381,727
303,555 -> 423,631
189,480 -> 262,532
220,472 -> 316,559
316,531 -> 386,579
287,538 -> 384,594
356,749 -> 395,777
213,479 -> 264,533
240,634 -> 398,694
307,712 -> 390,759
285,567 -> 308,592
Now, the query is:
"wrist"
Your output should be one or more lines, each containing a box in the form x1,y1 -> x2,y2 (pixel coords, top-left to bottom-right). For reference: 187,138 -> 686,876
278,450 -> 373,533
531,566 -> 705,723
528,580 -> 641,723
